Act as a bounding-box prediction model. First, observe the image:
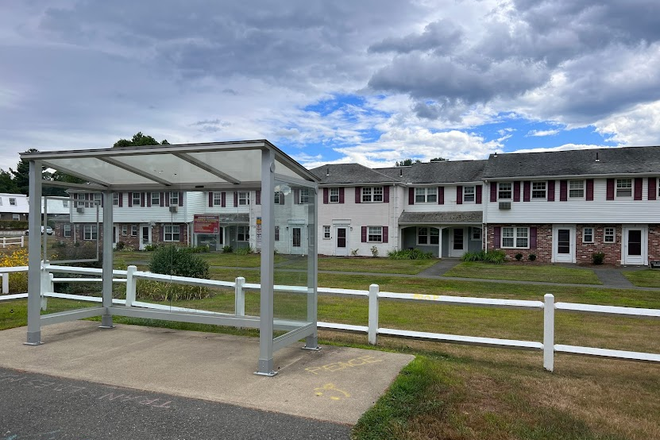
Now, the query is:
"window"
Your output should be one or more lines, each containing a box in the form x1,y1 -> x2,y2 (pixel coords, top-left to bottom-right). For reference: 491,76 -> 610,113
604,227 -> 615,243
12,214 -> 20,221
113,193 -> 119,206
237,226 -> 249,242
62,200 -> 69,208
415,188 -> 437,204
569,180 -> 584,198
83,225 -> 98,240
63,224 -> 71,238
151,192 -> 161,206
275,226 -> 280,241
121,225 -> 128,236
501,227 -> 529,248
130,225 -> 138,237
330,188 -> 339,203
368,226 -> 383,242
213,192 -> 222,206
9,198 -> 16,206
299,189 -> 310,204
616,179 -> 632,197
323,226 -> 331,239
471,228 -> 482,241
532,182 -> 546,200
463,186 -> 475,203
93,193 -> 102,205
274,191 -> 282,204
583,227 -> 594,243
238,192 -> 249,205
169,192 -> 179,206
132,193 -> 141,206
498,182 -> 512,200
417,227 -> 439,245
164,225 -> 180,242
362,187 -> 383,203
292,228 -> 301,247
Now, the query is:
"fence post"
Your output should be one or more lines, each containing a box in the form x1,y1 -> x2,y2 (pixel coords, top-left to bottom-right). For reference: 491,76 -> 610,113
21,236 -> 25,247
543,293 -> 555,372
1,273 -> 8,294
368,284 -> 379,345
125,265 -> 137,307
39,267 -> 51,311
235,277 -> 246,316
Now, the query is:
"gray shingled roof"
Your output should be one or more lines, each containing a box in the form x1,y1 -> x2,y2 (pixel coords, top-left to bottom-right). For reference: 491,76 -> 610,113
310,163 -> 400,184
377,160 -> 487,184
399,211 -> 483,224
482,146 -> 660,179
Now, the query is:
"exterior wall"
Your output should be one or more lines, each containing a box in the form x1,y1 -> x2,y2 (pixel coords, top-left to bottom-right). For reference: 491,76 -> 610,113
0,193 -> 29,219
649,225 -> 660,263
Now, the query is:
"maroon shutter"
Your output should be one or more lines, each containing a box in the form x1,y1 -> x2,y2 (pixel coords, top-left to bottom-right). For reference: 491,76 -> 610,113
456,186 -> 463,205
586,179 -> 594,201
649,177 -> 657,200
361,226 -> 367,243
438,187 -> 444,205
384,186 -> 390,203
179,192 -> 184,207
233,191 -> 238,207
209,192 -> 213,207
476,185 -> 482,204
118,192 -> 123,207
606,179 -> 615,200
339,188 -> 345,203
221,192 -> 226,207
547,181 -> 555,202
279,193 -> 285,205
634,178 -> 643,200
560,180 -> 568,201
355,187 -> 361,204
165,192 -> 170,207
409,187 -> 415,205
382,226 -> 388,243
323,188 -> 328,204
256,190 -> 261,205
530,227 -> 537,249
523,181 -> 531,202
514,181 -> 521,202
128,192 -> 133,207
490,184 -> 497,202
160,192 -> 165,207
494,227 -> 501,248
100,194 -> 104,208
293,189 -> 299,204
141,192 -> 145,207
147,193 -> 151,207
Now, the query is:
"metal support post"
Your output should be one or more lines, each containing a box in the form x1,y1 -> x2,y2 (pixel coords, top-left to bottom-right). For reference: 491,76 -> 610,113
368,284 -> 379,345
543,293 -> 555,372
99,191 -> 114,329
304,197 -> 320,351
26,160 -> 43,345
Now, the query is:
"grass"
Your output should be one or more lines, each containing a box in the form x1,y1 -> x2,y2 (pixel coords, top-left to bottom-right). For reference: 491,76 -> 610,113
445,261 -> 602,285
623,268 -> 660,288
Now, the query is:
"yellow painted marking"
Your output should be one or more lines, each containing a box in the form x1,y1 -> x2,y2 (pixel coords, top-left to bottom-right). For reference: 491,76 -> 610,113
314,383 -> 351,401
305,355 -> 383,375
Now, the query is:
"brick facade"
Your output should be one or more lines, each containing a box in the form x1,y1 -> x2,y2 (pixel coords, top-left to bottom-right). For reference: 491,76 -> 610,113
55,222 -> 190,250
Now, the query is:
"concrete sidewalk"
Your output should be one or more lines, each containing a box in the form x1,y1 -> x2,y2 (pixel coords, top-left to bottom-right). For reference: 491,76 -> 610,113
0,321 -> 413,425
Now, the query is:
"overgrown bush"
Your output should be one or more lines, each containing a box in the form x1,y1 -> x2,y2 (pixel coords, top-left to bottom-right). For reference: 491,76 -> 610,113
515,253 -> 523,261
592,252 -> 605,265
528,254 -> 537,261
461,250 -> 506,264
222,245 -> 233,253
115,241 -> 126,251
388,248 -> 434,260
149,245 -> 209,279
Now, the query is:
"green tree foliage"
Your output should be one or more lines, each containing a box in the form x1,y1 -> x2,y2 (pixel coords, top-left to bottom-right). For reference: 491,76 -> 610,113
430,157 -> 446,162
0,169 -> 18,193
113,132 -> 169,148
149,245 -> 210,279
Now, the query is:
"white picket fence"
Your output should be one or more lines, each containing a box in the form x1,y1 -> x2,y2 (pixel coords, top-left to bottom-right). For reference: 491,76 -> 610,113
0,236 -> 24,248
1,264 -> 659,371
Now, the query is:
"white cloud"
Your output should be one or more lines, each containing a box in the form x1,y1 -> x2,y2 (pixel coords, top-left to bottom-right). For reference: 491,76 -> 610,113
594,101 -> 660,146
526,129 -> 560,137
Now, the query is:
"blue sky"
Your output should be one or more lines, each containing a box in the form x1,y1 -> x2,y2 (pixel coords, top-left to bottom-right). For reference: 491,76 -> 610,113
1,1 -> 659,172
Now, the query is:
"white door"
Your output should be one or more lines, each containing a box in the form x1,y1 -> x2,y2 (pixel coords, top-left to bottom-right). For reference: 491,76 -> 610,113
113,226 -> 119,249
552,225 -> 575,263
291,227 -> 303,255
140,225 -> 152,250
335,227 -> 349,256
622,226 -> 647,265
449,228 -> 466,257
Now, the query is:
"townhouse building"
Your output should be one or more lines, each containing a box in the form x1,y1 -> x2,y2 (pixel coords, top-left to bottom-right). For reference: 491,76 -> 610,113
0,193 -> 29,221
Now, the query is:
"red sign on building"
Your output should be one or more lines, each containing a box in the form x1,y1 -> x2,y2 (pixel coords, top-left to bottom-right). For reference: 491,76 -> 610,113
194,214 -> 220,234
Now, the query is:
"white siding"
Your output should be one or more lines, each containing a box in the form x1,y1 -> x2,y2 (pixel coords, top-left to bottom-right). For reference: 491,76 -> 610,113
405,184 -> 485,213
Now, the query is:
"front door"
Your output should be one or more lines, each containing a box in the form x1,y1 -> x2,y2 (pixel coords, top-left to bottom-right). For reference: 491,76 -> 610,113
140,225 -> 152,250
449,228 -> 466,257
336,227 -> 348,256
113,226 -> 119,249
291,227 -> 302,254
553,225 -> 575,263
622,226 -> 646,265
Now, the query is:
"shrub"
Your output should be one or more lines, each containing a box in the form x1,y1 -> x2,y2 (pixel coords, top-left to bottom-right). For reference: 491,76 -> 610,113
515,253 -> 523,261
461,250 -> 506,264
222,245 -> 233,253
149,245 -> 209,279
115,241 -> 126,251
235,246 -> 252,255
351,249 -> 359,257
388,249 -> 434,260
0,247 -> 28,293
371,245 -> 379,257
143,243 -> 162,252
52,241 -> 67,249
528,254 -> 537,261
592,252 -> 605,265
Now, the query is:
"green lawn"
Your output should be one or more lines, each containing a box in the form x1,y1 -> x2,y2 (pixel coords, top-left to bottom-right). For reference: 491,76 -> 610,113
623,268 -> 660,288
444,261 -> 602,285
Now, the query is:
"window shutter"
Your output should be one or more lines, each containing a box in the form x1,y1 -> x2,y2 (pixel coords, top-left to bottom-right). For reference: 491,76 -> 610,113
221,192 -> 226,207
178,192 -> 184,207
493,226 -> 501,248
100,195 -> 104,207
456,186 -> 463,205
339,188 -> 345,203
634,178 -> 643,200
606,179 -> 615,200
209,192 -> 213,207
530,227 -> 537,249
490,184 -> 497,202
476,185 -> 482,204
160,192 -> 165,207
560,180 -> 568,201
233,191 -> 238,207
649,177 -> 657,200
323,188 -> 328,204
355,187 -> 361,204
547,181 -> 555,202
128,192 -> 133,207
384,186 -> 390,203
141,192 -> 145,207
514,181 -> 521,202
293,189 -> 299,204
382,226 -> 388,243
438,187 -> 444,205
147,193 -> 151,207
586,179 -> 594,201
256,190 -> 261,205
409,187 -> 415,205
361,226 -> 367,243
279,193 -> 285,205
118,192 -> 123,207
523,181 -> 530,202
165,192 -> 170,207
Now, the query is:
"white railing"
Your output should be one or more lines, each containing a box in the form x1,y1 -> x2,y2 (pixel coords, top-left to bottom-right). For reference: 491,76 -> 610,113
0,236 -> 24,248
1,264 -> 659,371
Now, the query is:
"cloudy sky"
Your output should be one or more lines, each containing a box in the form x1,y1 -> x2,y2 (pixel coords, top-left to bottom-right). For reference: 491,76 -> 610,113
1,0 -> 659,172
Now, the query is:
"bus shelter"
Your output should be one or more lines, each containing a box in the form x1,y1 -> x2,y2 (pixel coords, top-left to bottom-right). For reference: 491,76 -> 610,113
21,140 -> 319,376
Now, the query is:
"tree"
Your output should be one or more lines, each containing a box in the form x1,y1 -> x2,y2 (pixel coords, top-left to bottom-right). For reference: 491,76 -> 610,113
113,132 -> 169,148
395,158 -> 421,167
430,157 -> 446,162
0,169 -> 18,193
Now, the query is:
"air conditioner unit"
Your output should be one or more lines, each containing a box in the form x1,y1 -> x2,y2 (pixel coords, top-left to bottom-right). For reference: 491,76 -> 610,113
498,201 -> 511,210
169,206 -> 178,213
76,207 -> 85,213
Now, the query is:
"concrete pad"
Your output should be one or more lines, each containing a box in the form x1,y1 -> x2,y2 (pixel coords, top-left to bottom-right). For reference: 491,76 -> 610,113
0,322 -> 413,424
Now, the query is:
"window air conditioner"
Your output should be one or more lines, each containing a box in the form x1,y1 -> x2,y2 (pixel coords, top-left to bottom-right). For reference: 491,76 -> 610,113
169,206 -> 178,213
76,207 -> 84,213
498,201 -> 511,210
